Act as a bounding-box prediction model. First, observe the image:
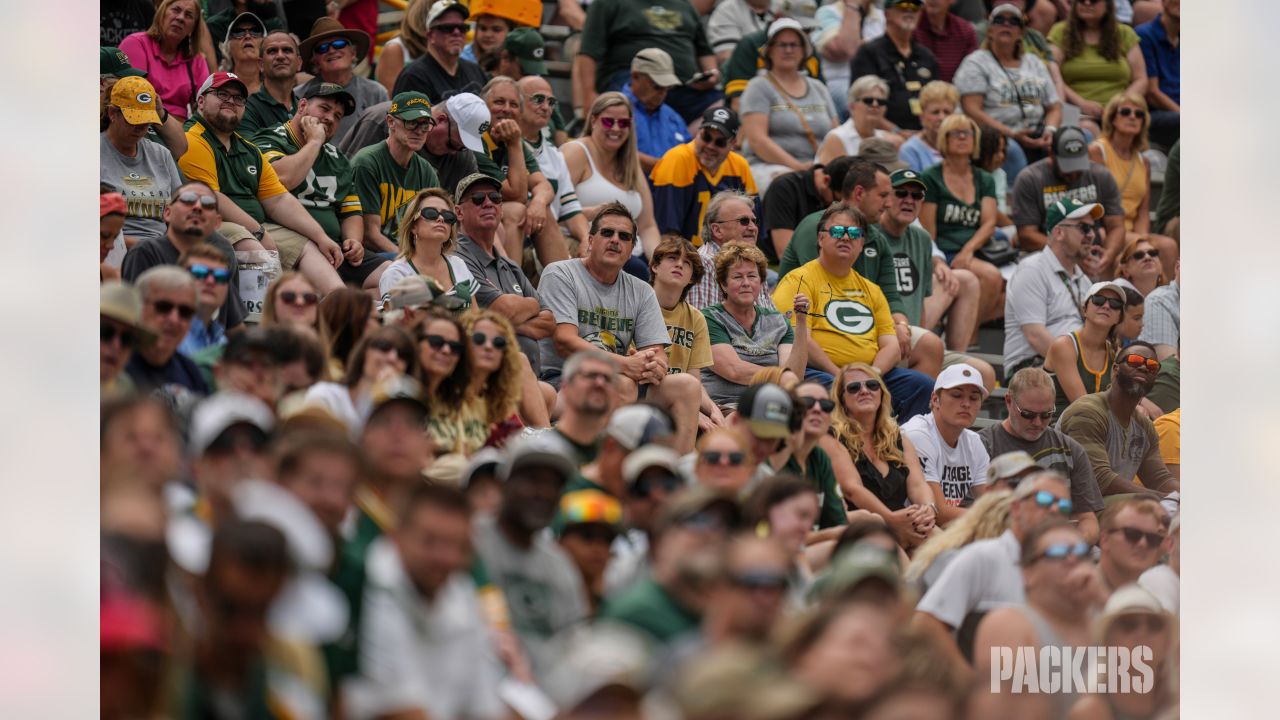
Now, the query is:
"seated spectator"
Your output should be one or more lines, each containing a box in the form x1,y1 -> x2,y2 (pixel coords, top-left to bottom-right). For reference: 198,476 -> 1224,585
460,7 -> 513,65
318,288 -> 376,378
216,12 -> 266,95
127,266 -> 210,401
463,309 -> 547,444
100,45 -> 189,163
920,115 -> 1005,325
741,19 -> 839,194
955,3 -> 1061,182
378,187 -> 478,307
562,93 -> 663,262
723,26 -> 824,114
1058,342 -> 1179,497
761,161 -> 837,261
1117,236 -> 1166,298
1138,513 -> 1179,613
101,281 -> 155,393
1137,260 -> 1178,359
350,93 -> 443,258
898,80 -> 958,173
375,0 -> 431,95
544,351 -> 617,467
914,0 -> 979,82
304,326 -> 417,433
486,27 -> 548,82
101,76 -> 185,246
762,382 -> 848,530
1152,138 -> 1178,236
817,75 -> 900,166
651,108 -> 757,249
295,18 -> 387,146
1134,1 -> 1179,148
745,475 -> 828,588
1097,498 -> 1168,595
1003,198 -> 1102,377
261,271 -> 318,330
413,309 -> 489,454
556,489 -> 625,615
392,1 -> 489,101
693,427 -> 758,494
707,0 -> 777,64
778,158 -> 886,279
1044,280 -> 1124,411
118,0 -> 210,122
696,533 -> 793,653
240,30 -> 301,136
623,49 -> 690,174
1048,0 -> 1147,133
830,362 -> 938,548
1089,93 -> 1178,277
176,244 -> 232,356
978,367 -> 1105,543
1011,126 -> 1127,267
517,75 -> 590,250
702,244 -> 809,409
901,364 -> 991,523
575,0 -> 721,124
101,191 -> 127,280
850,0 -> 941,134
813,0 -> 886,118
254,82 -> 387,291
1074,584 -> 1179,718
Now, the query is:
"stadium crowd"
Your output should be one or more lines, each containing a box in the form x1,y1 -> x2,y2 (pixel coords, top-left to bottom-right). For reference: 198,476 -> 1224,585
100,0 -> 1181,718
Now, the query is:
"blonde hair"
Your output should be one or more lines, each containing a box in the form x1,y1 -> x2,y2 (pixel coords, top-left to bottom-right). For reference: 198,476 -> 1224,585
829,363 -> 904,466
1101,92 -> 1150,152
397,0 -> 432,59
696,427 -> 756,467
261,271 -> 316,327
461,309 -> 522,424
1007,366 -> 1055,402
918,81 -> 959,111
396,188 -> 458,258
146,0 -> 205,60
848,75 -> 889,104
582,92 -> 642,193
714,243 -> 769,293
936,114 -> 981,159
1117,236 -> 1168,287
905,491 -> 1015,584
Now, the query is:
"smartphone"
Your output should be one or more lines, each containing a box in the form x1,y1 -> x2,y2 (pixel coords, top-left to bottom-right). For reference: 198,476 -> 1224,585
688,70 -> 714,85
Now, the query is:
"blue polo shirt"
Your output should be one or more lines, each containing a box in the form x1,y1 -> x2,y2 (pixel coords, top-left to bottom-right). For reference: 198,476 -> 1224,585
622,84 -> 689,160
1136,16 -> 1179,105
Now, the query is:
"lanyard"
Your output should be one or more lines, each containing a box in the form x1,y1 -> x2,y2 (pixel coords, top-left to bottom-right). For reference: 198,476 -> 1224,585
1057,271 -> 1084,320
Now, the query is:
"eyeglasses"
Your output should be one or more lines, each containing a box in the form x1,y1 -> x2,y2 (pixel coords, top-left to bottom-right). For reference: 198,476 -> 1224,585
431,22 -> 470,35
821,225 -> 863,240
1087,294 -> 1123,311
701,450 -> 746,467
1032,541 -> 1091,563
368,338 -> 404,355
208,89 -> 246,106
1117,107 -> 1146,120
230,27 -> 264,39
188,263 -> 230,284
630,471 -> 684,498
420,333 -> 464,354
798,396 -> 835,413
894,188 -> 925,200
731,569 -> 790,591
471,331 -> 508,350
1109,526 -> 1165,548
712,215 -> 755,227
527,93 -> 559,109
596,227 -> 635,243
844,379 -> 882,395
314,38 -> 351,55
151,299 -> 195,320
947,129 -> 973,139
419,207 -> 458,225
1011,397 -> 1054,421
859,97 -> 888,107
990,15 -> 1024,27
1114,614 -> 1168,634
396,116 -> 436,133
1130,248 -> 1160,261
772,41 -> 804,51
1120,354 -> 1161,372
699,129 -> 729,148
280,290 -> 319,306
598,116 -> 632,130
175,191 -> 217,208
101,322 -> 137,348
1030,490 -> 1073,515
468,191 -> 503,206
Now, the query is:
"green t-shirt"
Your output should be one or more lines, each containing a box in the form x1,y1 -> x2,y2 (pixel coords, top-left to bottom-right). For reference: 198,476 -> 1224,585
580,0 -> 712,93
474,133 -> 542,184
921,164 -> 996,254
598,576 -> 700,644
254,122 -> 362,241
324,508 -> 381,685
1146,355 -> 1179,415
240,85 -> 298,137
878,223 -> 935,326
778,218 -> 907,317
1047,22 -> 1140,106
783,447 -> 847,530
350,140 -> 441,241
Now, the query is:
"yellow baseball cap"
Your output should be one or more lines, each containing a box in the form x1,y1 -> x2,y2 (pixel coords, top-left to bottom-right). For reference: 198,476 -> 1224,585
110,76 -> 162,125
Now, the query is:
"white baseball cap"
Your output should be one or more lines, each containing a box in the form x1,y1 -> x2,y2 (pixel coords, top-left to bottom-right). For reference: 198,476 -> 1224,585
933,363 -> 989,399
444,93 -> 491,153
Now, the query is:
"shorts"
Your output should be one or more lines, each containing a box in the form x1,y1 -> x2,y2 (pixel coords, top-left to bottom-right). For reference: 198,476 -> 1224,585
909,326 -> 971,369
262,222 -> 310,271
337,252 -> 389,286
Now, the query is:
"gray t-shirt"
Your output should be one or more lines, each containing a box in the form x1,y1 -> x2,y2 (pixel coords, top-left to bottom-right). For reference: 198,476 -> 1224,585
295,75 -> 388,147
916,529 -> 1025,629
977,422 -> 1105,514
740,75 -> 838,164
953,50 -> 1059,132
537,258 -> 671,378
1010,158 -> 1124,232
100,133 -> 184,243
700,303 -> 794,408
879,223 -> 935,326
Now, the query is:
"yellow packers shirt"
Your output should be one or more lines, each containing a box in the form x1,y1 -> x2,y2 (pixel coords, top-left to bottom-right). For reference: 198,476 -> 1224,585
772,259 -> 894,368
661,301 -> 713,374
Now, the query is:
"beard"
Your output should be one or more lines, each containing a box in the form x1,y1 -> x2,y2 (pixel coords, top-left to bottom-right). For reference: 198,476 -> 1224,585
204,109 -> 242,134
1115,373 -> 1151,398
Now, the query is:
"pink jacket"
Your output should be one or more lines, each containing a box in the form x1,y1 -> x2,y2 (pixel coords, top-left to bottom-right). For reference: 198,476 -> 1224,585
118,32 -> 210,121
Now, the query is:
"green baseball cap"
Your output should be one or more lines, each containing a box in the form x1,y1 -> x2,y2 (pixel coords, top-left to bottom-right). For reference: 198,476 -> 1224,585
388,91 -> 433,121
503,28 -> 547,76
303,82 -> 356,114
889,168 -> 925,189
1045,197 -> 1104,233
101,46 -> 146,78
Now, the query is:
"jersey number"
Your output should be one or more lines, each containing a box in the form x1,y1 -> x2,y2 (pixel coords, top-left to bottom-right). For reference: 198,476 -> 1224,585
298,171 -> 338,207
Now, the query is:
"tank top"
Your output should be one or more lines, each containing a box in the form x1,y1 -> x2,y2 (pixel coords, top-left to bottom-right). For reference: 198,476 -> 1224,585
1022,606 -> 1082,720
566,139 -> 644,218
845,437 -> 910,511
1094,138 -> 1148,231
1052,332 -> 1113,410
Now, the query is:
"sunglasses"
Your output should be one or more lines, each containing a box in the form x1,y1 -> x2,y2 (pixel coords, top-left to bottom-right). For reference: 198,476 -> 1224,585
230,27 -> 264,39
471,331 -> 508,350
713,215 -> 755,227
101,322 -> 137,348
468,191 -> 503,206
947,129 -> 973,139
208,89 -> 246,106
176,191 -> 218,208
1114,614 -> 1167,634
1011,397 -> 1054,421
596,227 -> 635,243
844,379 -> 882,395
1117,107 -> 1146,120
188,263 -> 230,284
528,93 -> 559,108
314,38 -> 351,55
990,15 -> 1024,27
799,396 -> 835,413
699,129 -> 729,148
1110,526 -> 1165,548
1130,248 -> 1160,261
630,471 -> 684,498
1031,490 -> 1073,515
280,290 -> 319,306
894,188 -> 925,201
1088,295 -> 1124,311
599,116 -> 632,130
151,299 -> 195,320
421,333 -> 463,354
397,116 -> 436,133
1032,541 -> 1091,563
1121,354 -> 1161,372
431,22 -> 470,35
564,525 -> 617,544
701,450 -> 746,467
420,207 -> 458,225
859,97 -> 888,107
731,570 -> 790,591
1061,222 -> 1097,236
822,225 -> 863,240
368,338 -> 407,357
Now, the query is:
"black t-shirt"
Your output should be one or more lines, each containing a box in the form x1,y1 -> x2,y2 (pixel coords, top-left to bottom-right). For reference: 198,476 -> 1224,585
121,236 -> 247,330
126,352 -> 211,399
849,36 -> 941,131
761,168 -> 825,262
101,0 -> 155,46
392,53 -> 488,104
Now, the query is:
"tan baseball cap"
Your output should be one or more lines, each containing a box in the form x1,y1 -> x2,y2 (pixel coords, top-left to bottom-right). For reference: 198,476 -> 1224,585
631,48 -> 681,88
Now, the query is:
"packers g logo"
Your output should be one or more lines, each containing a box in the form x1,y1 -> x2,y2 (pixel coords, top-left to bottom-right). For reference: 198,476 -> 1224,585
825,300 -> 874,334
136,92 -> 153,105
247,165 -> 258,175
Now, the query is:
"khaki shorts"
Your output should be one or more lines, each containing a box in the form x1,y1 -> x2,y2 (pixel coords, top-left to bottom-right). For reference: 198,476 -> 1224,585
262,223 -> 312,271
909,325 -> 970,368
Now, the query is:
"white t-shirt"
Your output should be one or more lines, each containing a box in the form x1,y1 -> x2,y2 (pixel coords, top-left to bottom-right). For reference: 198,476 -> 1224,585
377,254 -> 477,303
901,412 -> 990,508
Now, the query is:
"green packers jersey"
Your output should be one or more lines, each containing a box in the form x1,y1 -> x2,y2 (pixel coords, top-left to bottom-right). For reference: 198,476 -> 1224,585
253,122 -> 362,241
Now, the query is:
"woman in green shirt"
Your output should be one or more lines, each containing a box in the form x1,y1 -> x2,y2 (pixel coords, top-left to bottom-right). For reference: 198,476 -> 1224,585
1048,0 -> 1147,133
920,114 -> 1004,326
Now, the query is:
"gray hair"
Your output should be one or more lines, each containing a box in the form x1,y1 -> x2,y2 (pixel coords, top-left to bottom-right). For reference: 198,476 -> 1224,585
700,190 -> 755,247
563,349 -> 619,382
849,75 -> 889,104
482,75 -> 520,106
135,266 -> 196,302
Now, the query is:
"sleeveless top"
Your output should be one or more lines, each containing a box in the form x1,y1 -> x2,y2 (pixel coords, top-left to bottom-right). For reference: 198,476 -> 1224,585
1053,332 -> 1113,411
566,139 -> 644,218
827,119 -> 893,158
845,437 -> 910,511
1022,606 -> 1082,720
1094,138 -> 1148,230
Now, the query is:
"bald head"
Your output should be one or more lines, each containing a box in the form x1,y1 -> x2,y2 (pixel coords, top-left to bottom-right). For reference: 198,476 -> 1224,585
518,75 -> 556,134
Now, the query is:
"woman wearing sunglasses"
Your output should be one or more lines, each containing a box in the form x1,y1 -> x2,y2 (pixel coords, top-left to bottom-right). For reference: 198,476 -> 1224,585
261,271 -> 320,329
416,308 -> 487,455
694,428 -> 757,495
1072,585 -> 1179,720
817,75 -> 899,166
1044,280 -> 1123,412
1116,237 -> 1165,298
754,382 -> 848,530
1049,0 -> 1147,135
378,188 -> 477,307
829,362 -> 937,549
303,325 -> 418,435
462,309 -> 529,449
